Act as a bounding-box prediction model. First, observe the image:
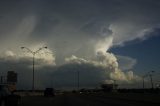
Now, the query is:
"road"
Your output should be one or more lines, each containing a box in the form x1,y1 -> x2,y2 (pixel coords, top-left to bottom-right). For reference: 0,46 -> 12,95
19,93 -> 160,106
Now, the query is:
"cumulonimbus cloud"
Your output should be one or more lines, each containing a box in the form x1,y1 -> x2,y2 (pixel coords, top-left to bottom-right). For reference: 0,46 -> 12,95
0,49 -> 141,89
0,0 -> 159,89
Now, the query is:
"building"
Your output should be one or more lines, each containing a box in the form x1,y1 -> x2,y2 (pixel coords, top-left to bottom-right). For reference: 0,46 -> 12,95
7,71 -> 17,83
7,71 -> 17,91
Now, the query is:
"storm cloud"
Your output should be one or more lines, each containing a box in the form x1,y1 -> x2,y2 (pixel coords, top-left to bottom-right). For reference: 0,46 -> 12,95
0,0 -> 159,89
0,50 -> 140,90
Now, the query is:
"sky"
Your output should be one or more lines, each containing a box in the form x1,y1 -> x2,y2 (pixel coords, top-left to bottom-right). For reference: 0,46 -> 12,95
0,0 -> 160,90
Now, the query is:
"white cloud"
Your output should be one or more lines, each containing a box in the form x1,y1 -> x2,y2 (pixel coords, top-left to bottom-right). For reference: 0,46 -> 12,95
110,23 -> 158,46
64,50 -> 141,84
0,49 -> 141,89
95,36 -> 113,52
65,55 -> 88,64
116,55 -> 137,70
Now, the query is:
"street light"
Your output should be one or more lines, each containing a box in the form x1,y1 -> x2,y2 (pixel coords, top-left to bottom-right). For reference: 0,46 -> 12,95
142,74 -> 149,89
77,70 -> 79,90
143,71 -> 155,89
21,46 -> 47,91
148,71 -> 154,89
142,75 -> 145,89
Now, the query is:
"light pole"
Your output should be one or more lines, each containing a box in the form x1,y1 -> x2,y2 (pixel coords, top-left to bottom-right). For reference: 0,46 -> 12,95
77,70 -> 79,90
142,74 -> 149,89
21,46 -> 47,91
149,71 -> 154,89
142,75 -> 145,89
113,80 -> 117,90
143,71 -> 155,89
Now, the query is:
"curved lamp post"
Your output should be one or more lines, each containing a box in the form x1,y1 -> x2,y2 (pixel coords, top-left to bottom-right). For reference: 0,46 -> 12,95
21,46 -> 47,91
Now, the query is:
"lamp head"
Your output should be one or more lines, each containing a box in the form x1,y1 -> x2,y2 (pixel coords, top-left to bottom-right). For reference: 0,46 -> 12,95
21,47 -> 25,49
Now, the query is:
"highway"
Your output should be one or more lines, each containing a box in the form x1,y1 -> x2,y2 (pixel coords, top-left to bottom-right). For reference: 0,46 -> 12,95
19,93 -> 160,106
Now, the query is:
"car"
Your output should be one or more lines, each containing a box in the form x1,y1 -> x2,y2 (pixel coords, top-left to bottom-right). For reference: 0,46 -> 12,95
44,88 -> 55,97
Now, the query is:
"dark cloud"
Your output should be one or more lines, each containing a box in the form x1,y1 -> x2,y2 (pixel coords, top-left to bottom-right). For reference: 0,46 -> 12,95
0,55 -> 107,89
0,0 -> 160,45
33,16 -> 60,38
0,0 -> 159,89
51,63 -> 107,89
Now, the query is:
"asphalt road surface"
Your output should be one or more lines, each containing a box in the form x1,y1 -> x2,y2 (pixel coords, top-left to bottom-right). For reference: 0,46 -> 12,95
19,93 -> 160,106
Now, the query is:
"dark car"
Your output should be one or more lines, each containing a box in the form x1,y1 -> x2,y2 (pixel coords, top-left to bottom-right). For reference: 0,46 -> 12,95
44,88 -> 55,97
